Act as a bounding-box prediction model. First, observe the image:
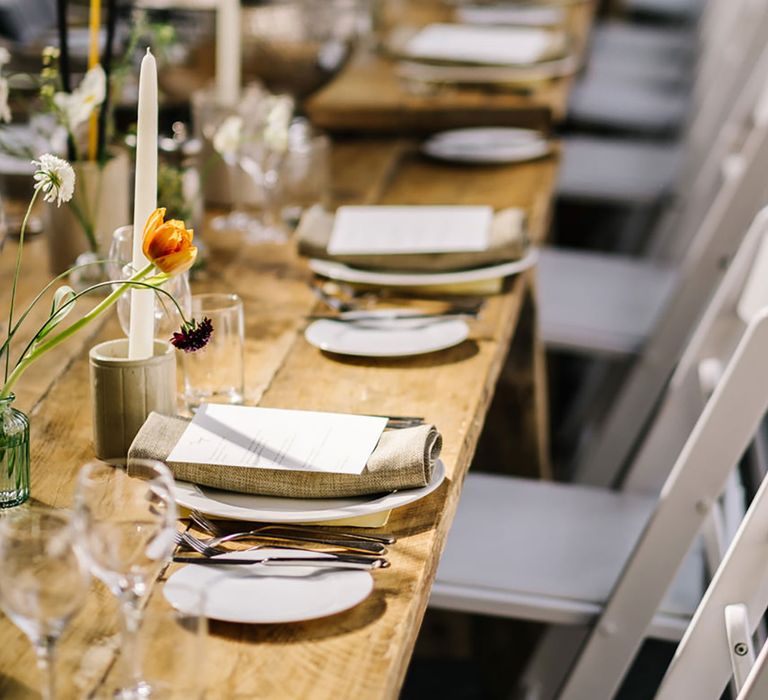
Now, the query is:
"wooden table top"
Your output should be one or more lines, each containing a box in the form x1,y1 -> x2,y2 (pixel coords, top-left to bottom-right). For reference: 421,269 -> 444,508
0,137 -> 557,699
305,2 -> 596,134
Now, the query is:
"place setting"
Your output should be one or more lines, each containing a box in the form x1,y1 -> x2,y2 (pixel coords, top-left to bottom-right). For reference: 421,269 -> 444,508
386,21 -> 581,88
126,401 -> 446,626
296,202 -> 538,357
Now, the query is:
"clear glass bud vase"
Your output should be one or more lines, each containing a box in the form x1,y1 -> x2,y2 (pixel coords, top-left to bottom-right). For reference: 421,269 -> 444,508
0,394 -> 30,508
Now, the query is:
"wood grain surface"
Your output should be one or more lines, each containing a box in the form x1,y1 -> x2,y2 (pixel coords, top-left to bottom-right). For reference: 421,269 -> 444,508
306,2 -> 596,134
0,135 -> 556,699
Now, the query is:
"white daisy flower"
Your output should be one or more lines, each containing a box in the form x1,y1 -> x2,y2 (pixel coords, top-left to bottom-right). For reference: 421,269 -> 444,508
213,115 -> 243,158
32,153 -> 75,206
53,64 -> 106,132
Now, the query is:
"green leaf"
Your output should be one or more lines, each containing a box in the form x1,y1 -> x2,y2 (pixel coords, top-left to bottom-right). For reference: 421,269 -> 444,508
38,285 -> 76,340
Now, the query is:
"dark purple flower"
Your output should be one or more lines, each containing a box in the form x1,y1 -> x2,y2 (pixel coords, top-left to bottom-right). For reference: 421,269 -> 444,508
170,317 -> 213,352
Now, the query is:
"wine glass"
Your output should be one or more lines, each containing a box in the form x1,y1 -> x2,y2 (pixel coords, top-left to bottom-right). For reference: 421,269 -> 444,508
73,460 -> 178,699
0,507 -> 91,700
194,84 -> 271,237
239,140 -> 290,243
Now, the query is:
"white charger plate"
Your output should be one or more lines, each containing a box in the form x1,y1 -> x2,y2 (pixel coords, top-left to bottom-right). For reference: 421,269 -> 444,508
423,127 -> 552,164
173,459 -> 446,522
305,309 -> 470,357
308,247 -> 538,287
165,549 -> 374,623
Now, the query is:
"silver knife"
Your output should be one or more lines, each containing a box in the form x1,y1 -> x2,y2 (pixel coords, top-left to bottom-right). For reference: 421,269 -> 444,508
307,311 -> 478,323
173,554 -> 390,570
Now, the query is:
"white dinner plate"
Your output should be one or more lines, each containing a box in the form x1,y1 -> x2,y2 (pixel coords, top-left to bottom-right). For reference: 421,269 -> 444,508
422,127 -> 552,164
305,309 -> 470,357
308,247 -> 538,287
173,459 -> 446,522
165,549 -> 374,624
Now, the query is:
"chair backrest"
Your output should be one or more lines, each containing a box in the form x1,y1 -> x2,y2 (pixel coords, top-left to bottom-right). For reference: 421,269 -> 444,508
625,210 -> 768,492
556,303 -> 768,699
573,90 -> 768,487
684,0 -> 768,160
656,36 -> 768,261
654,424 -> 768,698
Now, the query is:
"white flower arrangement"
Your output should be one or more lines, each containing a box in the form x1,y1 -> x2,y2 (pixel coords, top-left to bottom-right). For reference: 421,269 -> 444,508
53,64 -> 106,134
212,115 -> 243,159
31,154 -> 75,207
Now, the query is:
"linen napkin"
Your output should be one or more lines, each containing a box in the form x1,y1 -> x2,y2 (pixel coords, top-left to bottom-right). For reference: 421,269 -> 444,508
128,412 -> 442,498
297,206 -> 528,272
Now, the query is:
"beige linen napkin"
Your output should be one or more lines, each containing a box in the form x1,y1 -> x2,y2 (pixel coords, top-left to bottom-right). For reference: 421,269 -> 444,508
128,412 -> 442,498
296,206 -> 528,272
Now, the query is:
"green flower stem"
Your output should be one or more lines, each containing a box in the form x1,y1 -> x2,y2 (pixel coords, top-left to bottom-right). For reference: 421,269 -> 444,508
0,257 -> 114,363
13,273 -> 181,374
68,197 -> 98,254
5,189 -> 40,383
0,262 -> 156,399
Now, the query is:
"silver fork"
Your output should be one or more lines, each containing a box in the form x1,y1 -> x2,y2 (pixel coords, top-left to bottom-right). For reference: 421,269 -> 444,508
174,532 -> 387,568
187,512 -> 387,554
190,509 -> 396,546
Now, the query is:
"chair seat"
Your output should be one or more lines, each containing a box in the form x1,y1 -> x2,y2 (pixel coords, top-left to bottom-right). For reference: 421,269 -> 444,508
431,474 -> 705,641
623,0 -> 707,21
567,78 -> 690,135
590,22 -> 697,58
538,248 -> 677,356
557,136 -> 683,205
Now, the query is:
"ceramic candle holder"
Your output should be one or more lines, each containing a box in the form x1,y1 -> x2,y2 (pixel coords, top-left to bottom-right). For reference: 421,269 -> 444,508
90,339 -> 177,463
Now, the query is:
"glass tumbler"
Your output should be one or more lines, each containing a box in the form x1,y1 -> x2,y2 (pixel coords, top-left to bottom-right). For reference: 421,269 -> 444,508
182,293 -> 245,411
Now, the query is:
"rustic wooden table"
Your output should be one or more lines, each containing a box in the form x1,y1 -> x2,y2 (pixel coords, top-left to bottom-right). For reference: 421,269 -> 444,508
0,133 -> 556,698
305,1 -> 596,134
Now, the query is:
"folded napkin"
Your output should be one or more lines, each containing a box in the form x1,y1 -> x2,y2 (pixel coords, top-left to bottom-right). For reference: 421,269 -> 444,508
128,412 -> 442,499
297,206 -> 528,272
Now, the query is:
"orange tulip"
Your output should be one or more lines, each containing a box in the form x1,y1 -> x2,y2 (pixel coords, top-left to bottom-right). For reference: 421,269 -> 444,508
142,207 -> 197,276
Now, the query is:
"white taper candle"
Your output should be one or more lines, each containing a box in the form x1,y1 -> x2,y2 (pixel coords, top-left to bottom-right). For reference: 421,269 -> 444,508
215,0 -> 241,106
128,48 -> 158,360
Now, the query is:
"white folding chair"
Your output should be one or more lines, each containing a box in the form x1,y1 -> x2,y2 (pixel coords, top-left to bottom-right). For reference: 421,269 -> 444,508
430,209 -> 768,699
541,59 -> 768,486
559,0 -> 765,206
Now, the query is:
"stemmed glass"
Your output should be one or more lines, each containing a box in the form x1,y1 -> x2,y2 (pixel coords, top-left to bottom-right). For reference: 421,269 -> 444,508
0,507 -> 91,700
239,140 -> 290,243
73,460 -> 178,699
195,84 -> 269,237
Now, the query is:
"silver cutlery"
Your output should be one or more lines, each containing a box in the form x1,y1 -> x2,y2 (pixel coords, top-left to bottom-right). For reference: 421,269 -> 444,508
179,523 -> 387,556
190,509 -> 397,545
306,310 -> 480,323
174,533 -> 388,570
173,555 -> 390,570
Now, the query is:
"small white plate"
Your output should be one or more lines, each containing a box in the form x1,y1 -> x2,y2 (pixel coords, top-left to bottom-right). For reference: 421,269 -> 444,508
173,459 -> 446,522
309,247 -> 538,287
305,309 -> 470,357
165,549 -> 374,624
423,127 -> 552,164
